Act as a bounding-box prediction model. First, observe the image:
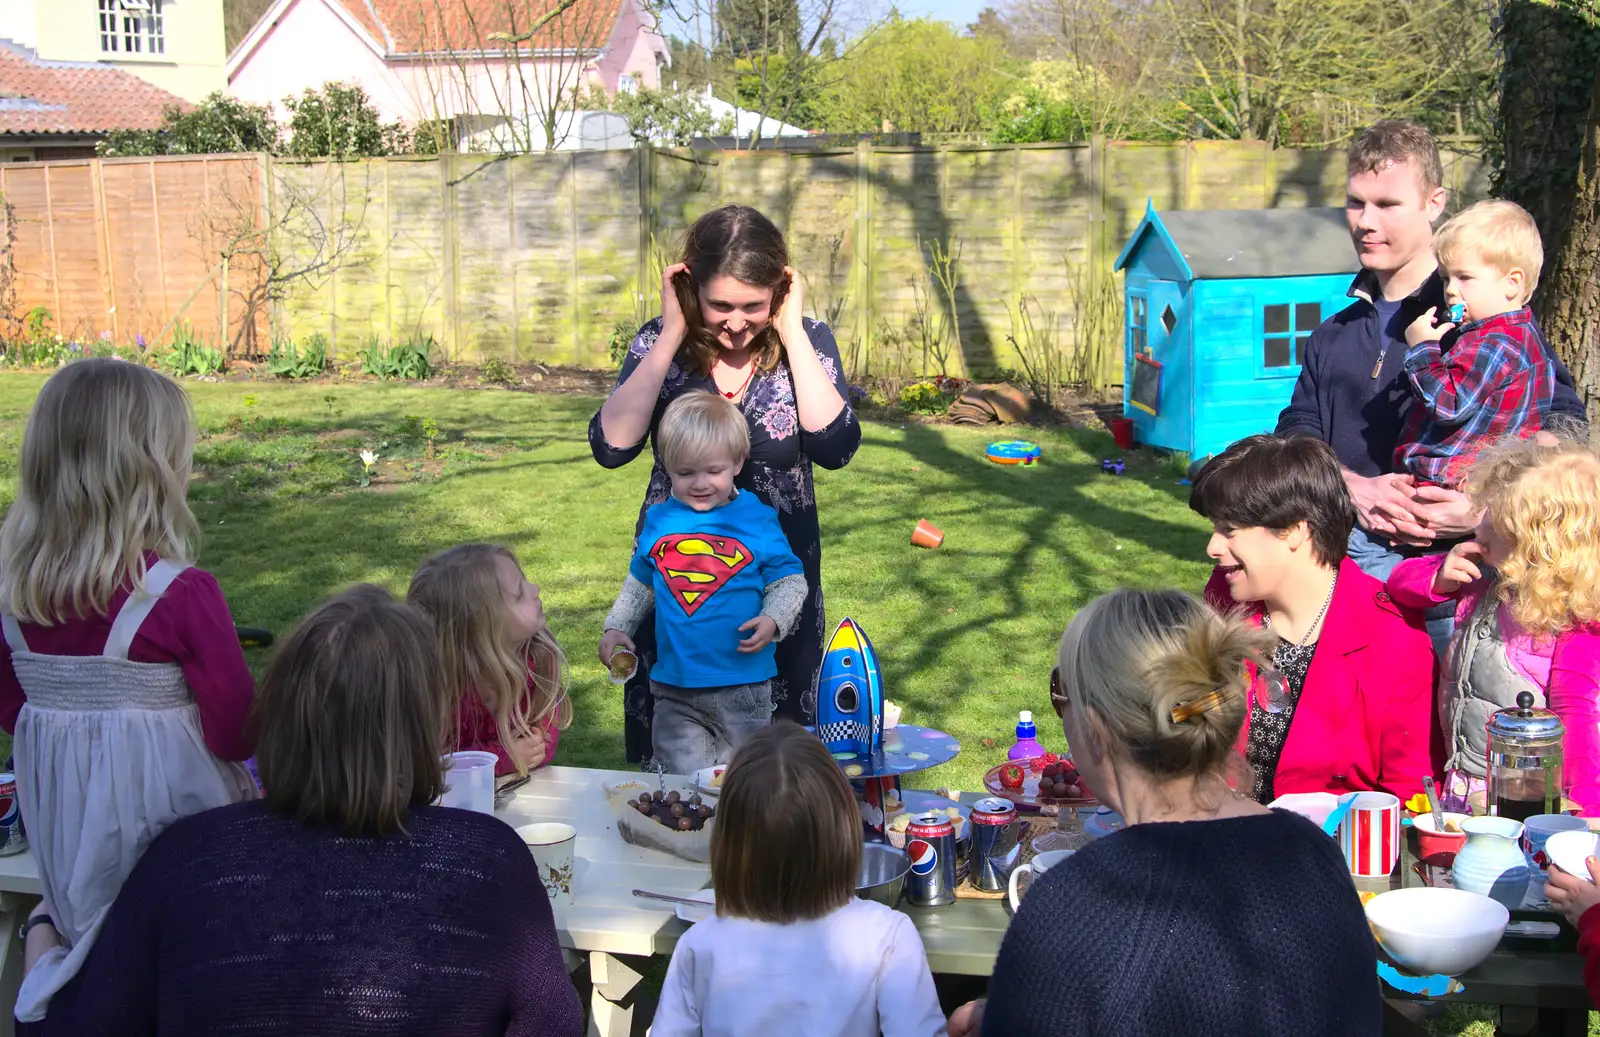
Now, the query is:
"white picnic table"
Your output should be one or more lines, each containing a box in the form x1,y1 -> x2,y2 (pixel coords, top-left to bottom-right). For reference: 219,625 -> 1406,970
0,765 -> 1012,1036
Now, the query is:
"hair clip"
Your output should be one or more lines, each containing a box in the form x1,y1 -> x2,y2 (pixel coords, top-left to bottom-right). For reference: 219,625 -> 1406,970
1169,690 -> 1226,724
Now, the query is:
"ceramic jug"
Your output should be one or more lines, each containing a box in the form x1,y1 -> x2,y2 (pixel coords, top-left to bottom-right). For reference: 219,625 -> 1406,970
1451,816 -> 1530,909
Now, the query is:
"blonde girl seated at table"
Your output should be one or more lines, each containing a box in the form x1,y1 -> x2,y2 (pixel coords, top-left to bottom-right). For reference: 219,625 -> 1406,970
0,360 -> 259,1023
651,721 -> 946,1037
1387,436 -> 1600,815
409,544 -> 572,777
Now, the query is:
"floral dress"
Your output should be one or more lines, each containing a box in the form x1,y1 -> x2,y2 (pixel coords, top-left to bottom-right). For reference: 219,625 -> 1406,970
588,317 -> 862,765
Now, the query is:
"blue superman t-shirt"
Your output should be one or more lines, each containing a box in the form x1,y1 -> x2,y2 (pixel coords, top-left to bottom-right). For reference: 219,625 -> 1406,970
630,491 -> 804,689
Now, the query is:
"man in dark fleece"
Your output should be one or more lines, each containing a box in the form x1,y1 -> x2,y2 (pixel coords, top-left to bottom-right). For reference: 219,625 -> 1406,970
1276,119 -> 1586,652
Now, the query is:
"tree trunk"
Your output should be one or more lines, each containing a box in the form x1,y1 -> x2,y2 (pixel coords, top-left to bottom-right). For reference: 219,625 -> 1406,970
1496,0 -> 1600,244
1536,62 -> 1600,423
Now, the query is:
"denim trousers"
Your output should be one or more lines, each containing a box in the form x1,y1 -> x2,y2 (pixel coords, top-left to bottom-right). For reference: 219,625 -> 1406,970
650,679 -> 774,775
1345,526 -> 1455,658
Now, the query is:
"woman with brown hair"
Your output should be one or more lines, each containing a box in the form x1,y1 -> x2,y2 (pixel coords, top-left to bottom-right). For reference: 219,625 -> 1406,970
590,205 -> 861,763
948,589 -> 1379,1037
651,721 -> 944,1037
14,586 -> 582,1037
1189,433 -> 1440,803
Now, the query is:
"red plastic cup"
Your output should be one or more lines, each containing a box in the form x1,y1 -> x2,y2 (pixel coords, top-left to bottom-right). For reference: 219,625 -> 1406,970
1111,417 -> 1135,450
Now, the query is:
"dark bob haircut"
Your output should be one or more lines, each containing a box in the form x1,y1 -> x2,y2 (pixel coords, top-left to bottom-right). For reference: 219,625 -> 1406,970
1188,434 -> 1355,568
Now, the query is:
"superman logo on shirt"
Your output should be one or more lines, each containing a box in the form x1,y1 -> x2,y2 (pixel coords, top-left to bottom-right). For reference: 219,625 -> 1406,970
650,534 -> 753,617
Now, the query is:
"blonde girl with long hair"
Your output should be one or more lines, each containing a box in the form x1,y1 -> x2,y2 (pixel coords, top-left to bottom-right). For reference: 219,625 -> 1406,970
408,544 -> 572,776
1388,435 -> 1600,815
0,359 -> 258,1022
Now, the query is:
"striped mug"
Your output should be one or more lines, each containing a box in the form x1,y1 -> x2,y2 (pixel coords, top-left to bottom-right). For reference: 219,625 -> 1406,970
1338,791 -> 1401,878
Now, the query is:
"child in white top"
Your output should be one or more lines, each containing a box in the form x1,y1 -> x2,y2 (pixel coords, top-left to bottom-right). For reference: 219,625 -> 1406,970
652,721 -> 947,1037
0,360 -> 257,1021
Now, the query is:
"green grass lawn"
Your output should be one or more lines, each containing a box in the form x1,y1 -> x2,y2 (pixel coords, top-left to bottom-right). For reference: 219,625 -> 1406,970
0,373 -> 1216,790
0,373 -> 1581,1035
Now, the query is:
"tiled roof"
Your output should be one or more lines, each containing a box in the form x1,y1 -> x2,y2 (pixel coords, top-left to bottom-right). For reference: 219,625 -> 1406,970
0,41 -> 187,137
334,0 -> 621,55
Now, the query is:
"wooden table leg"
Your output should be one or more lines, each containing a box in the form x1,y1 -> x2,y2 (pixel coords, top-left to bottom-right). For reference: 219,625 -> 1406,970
587,951 -> 643,1037
0,892 -> 39,1037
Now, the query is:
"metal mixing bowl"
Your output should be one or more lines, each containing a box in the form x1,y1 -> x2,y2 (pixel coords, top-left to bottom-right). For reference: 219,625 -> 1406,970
857,842 -> 910,906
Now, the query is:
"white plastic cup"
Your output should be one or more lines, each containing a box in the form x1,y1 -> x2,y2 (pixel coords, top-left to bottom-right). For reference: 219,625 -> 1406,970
439,751 -> 498,814
518,822 -> 577,918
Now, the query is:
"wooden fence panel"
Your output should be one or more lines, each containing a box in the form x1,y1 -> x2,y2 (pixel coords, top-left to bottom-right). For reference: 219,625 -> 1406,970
1,142 -> 1493,383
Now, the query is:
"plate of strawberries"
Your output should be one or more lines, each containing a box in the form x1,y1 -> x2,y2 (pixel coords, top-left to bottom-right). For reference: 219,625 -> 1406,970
983,753 -> 1098,808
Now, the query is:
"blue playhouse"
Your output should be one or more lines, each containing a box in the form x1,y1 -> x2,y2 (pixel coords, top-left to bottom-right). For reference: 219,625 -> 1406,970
1114,202 -> 1362,461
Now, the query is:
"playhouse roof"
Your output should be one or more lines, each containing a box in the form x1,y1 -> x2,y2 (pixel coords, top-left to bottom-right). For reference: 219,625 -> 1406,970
1114,203 -> 1361,280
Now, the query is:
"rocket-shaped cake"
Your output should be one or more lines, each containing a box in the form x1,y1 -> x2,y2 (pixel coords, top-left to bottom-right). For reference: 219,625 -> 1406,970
815,617 -> 884,757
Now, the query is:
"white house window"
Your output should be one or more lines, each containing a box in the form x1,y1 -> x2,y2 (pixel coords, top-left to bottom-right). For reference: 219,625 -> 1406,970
1263,302 -> 1320,368
100,0 -> 164,56
1129,296 -> 1148,354
618,74 -> 638,94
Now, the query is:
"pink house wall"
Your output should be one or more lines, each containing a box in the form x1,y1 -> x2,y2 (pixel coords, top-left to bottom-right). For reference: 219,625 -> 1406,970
231,0 -> 668,129
592,1 -> 665,92
229,0 -> 414,123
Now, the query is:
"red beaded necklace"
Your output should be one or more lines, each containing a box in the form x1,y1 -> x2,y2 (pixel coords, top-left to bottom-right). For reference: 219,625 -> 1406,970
721,362 -> 756,400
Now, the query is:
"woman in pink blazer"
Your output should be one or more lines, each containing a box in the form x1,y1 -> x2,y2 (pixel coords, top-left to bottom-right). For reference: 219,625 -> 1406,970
1190,434 -> 1442,803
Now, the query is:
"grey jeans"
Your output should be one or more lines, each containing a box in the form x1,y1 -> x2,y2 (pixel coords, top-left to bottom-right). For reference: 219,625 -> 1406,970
650,679 -> 773,775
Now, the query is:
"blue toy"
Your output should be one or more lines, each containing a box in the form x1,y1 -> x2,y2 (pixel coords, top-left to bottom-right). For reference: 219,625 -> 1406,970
1100,458 -> 1126,476
816,617 -> 885,758
986,440 -> 1042,466
1447,302 -> 1467,324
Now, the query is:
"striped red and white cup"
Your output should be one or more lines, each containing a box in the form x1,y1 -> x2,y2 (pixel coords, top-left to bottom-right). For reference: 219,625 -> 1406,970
1338,791 -> 1401,878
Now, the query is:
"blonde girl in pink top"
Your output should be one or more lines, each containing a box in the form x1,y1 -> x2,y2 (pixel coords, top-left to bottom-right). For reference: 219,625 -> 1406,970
1388,436 -> 1600,814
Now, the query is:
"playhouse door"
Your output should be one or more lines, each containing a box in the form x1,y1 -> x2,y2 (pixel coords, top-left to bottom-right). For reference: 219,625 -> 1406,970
1129,280 -> 1191,454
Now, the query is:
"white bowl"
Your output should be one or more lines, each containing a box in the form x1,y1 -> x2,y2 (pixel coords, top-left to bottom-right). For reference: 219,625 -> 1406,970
675,889 -> 716,925
1364,887 -> 1508,976
1546,830 -> 1600,881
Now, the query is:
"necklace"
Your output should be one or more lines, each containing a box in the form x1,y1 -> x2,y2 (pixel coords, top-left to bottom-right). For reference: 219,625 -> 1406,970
719,362 -> 756,400
1264,574 -> 1336,647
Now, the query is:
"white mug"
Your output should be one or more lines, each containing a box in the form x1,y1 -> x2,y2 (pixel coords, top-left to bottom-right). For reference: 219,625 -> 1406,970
1007,849 -> 1075,912
517,822 -> 577,919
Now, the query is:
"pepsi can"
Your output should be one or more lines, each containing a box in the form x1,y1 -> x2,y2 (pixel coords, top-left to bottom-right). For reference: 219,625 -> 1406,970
0,774 -> 26,856
904,812 -> 957,907
969,797 -> 1021,892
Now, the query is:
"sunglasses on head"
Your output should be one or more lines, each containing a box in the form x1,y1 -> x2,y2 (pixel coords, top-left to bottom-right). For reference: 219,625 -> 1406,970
1050,666 -> 1067,718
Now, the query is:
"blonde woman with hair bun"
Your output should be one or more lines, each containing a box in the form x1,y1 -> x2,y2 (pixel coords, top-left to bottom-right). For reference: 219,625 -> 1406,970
1388,435 -> 1600,816
0,359 -> 259,1023
947,589 -> 1380,1037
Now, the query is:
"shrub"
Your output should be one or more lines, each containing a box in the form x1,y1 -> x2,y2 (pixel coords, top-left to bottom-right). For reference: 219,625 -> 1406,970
266,333 -> 329,379
360,334 -> 433,380
898,379 -> 959,416
480,357 -> 516,385
161,324 -> 226,377
608,317 -> 639,369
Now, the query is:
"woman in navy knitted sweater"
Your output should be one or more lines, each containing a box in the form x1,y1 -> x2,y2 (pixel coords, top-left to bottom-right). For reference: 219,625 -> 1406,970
14,586 -> 583,1037
950,589 -> 1380,1037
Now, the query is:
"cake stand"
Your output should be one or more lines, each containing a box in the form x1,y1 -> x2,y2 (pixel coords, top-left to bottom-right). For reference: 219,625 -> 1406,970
810,723 -> 962,842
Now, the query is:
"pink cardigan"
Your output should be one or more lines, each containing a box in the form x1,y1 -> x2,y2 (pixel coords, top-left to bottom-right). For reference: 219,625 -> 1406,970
1387,553 -> 1600,815
1205,558 -> 1442,801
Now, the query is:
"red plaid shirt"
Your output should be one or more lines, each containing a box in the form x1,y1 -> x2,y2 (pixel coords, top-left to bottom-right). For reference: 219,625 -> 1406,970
1395,308 -> 1554,486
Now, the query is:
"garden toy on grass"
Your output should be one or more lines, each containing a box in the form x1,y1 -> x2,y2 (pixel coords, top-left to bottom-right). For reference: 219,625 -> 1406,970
985,440 -> 1042,466
910,519 -> 944,549
1100,458 -> 1126,475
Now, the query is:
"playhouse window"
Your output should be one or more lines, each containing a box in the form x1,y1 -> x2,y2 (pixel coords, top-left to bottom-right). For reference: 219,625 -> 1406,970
1130,296 -> 1148,354
1160,304 -> 1177,335
1262,302 -> 1321,368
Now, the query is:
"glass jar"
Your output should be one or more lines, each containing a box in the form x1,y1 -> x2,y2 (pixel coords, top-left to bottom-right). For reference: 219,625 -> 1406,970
1486,692 -> 1564,821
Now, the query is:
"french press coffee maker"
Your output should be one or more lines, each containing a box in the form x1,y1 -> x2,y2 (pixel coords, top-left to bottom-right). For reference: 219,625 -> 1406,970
1485,691 -> 1565,821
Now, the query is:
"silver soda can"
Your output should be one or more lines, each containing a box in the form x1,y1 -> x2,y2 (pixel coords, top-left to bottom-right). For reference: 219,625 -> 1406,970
904,812 -> 957,907
0,774 -> 26,856
969,797 -> 1021,892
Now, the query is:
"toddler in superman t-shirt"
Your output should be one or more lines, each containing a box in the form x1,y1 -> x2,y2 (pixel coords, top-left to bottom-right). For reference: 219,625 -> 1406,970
600,391 -> 806,774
